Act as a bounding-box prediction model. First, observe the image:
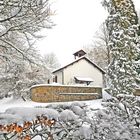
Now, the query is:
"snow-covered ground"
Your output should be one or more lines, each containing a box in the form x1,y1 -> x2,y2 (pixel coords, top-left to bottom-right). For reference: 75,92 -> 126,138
0,89 -> 112,127
0,89 -> 111,113
0,90 -> 112,139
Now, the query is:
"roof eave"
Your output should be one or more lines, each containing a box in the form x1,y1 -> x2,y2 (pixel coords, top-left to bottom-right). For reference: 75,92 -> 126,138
52,56 -> 106,74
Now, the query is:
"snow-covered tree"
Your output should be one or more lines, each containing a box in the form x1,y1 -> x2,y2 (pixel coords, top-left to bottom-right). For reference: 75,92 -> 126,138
92,1 -> 140,139
84,23 -> 110,71
84,45 -> 109,71
0,0 -> 54,99
103,0 -> 140,96
0,51 -> 51,99
43,52 -> 60,71
0,0 -> 53,65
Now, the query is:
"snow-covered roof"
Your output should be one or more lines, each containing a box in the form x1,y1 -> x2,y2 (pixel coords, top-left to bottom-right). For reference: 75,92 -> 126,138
74,76 -> 93,82
53,56 -> 106,74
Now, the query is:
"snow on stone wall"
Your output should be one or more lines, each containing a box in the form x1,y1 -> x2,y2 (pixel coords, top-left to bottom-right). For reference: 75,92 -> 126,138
30,84 -> 102,102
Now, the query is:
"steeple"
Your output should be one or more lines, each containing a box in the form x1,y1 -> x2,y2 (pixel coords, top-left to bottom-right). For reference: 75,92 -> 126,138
73,49 -> 86,59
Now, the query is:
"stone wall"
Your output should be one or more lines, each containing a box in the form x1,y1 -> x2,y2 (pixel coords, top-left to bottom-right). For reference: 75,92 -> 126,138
31,85 -> 102,102
135,88 -> 140,96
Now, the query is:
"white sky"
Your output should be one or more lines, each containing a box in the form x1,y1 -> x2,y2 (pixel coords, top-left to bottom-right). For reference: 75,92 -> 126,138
36,0 -> 140,66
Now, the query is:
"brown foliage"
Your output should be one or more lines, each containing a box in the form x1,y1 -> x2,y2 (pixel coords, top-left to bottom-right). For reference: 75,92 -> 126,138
0,115 -> 56,140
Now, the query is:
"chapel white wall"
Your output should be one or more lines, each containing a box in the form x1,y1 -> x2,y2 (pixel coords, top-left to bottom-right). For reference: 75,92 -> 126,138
63,59 -> 104,87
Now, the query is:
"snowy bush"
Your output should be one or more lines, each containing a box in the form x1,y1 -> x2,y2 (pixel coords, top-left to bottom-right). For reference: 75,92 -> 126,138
0,99 -> 140,139
0,102 -> 90,140
91,95 -> 140,140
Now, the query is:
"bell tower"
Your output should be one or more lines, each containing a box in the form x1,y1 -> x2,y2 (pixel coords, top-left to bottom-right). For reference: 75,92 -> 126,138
73,49 -> 86,60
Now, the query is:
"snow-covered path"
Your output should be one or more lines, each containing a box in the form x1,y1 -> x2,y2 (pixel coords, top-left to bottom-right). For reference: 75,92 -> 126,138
0,97 -> 103,113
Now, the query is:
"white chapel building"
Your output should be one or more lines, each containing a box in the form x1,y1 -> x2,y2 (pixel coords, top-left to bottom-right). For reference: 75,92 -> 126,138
48,50 -> 105,87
